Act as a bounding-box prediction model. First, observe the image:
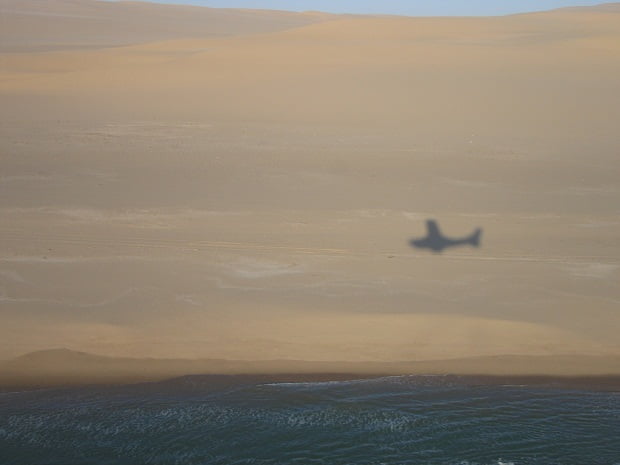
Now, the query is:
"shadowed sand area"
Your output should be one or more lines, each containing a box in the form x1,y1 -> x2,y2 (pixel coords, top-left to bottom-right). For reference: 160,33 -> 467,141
1,0 -> 620,379
2,349 -> 620,389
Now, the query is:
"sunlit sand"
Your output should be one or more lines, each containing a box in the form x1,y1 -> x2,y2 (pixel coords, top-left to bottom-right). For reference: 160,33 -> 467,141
1,0 -> 619,382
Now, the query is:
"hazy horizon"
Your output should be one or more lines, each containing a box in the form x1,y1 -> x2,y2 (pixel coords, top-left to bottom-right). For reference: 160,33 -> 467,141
104,0 -> 613,16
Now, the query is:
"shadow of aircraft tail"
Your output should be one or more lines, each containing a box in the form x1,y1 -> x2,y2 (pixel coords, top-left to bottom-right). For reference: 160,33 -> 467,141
470,228 -> 482,247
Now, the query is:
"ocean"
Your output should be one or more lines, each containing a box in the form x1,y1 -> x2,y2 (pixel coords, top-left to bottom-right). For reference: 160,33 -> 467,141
1,375 -> 619,465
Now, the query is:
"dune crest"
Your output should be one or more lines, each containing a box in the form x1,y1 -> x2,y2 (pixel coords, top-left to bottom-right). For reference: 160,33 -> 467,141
0,0 -> 334,52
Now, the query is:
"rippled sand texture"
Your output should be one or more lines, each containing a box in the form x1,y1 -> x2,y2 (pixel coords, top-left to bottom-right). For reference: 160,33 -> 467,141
1,0 -> 620,368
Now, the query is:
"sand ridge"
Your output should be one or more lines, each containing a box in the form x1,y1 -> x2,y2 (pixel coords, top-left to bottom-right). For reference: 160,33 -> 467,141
0,0 -> 335,52
3,349 -> 620,388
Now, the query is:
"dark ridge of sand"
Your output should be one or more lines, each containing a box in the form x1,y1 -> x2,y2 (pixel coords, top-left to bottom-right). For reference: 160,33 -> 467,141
0,0 -> 333,52
555,2 -> 620,13
2,349 -> 620,390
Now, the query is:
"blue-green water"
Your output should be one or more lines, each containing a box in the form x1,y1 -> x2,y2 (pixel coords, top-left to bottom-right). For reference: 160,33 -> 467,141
1,375 -> 619,465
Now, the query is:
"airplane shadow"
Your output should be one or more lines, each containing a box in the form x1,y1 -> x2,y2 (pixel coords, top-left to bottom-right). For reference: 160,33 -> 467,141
409,219 -> 483,254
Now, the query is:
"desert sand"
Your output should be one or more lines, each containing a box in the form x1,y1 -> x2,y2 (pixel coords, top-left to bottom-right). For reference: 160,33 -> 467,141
1,0 -> 620,379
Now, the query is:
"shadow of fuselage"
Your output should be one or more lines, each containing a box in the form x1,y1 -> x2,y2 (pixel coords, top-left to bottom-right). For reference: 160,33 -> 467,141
410,219 -> 482,253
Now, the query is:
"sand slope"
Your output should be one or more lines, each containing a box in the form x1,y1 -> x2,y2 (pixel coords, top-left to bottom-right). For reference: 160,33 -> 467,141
1,2 -> 619,368
0,0 -> 332,52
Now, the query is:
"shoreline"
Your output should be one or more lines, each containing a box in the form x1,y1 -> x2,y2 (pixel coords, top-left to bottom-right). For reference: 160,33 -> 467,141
3,350 -> 620,391
3,373 -> 620,393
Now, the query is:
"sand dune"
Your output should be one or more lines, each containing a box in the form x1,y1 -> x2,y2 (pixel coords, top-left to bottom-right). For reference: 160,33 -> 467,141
3,4 -> 619,137
1,2 -> 619,370
0,0 -> 332,52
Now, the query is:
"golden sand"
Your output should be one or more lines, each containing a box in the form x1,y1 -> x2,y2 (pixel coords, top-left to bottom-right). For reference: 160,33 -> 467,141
1,1 -> 619,374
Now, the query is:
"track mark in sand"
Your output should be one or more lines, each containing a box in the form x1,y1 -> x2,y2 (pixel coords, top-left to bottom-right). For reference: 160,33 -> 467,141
1,227 -> 618,265
431,254 -> 620,265
0,228 -> 351,257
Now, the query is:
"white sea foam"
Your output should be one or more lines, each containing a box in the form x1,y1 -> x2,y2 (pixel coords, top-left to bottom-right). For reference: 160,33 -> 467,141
262,374 -> 452,389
